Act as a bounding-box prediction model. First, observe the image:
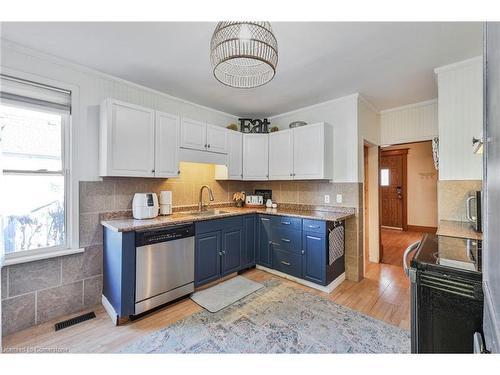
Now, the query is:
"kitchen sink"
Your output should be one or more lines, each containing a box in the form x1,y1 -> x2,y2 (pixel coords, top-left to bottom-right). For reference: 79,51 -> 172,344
179,209 -> 231,217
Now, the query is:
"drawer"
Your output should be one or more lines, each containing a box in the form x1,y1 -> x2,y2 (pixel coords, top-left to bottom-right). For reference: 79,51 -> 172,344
196,216 -> 243,233
271,227 -> 302,254
271,215 -> 302,230
272,248 -> 302,278
302,219 -> 326,234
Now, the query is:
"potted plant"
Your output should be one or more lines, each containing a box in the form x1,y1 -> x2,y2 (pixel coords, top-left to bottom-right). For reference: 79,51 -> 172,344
232,192 -> 246,207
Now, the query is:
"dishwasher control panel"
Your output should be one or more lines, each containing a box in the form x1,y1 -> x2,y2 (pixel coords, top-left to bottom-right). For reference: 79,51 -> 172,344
136,224 -> 194,247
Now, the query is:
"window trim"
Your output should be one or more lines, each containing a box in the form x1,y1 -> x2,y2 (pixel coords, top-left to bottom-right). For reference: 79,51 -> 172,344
1,68 -> 81,265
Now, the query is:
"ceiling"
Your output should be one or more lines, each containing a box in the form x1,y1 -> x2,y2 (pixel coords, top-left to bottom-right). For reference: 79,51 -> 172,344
1,22 -> 482,116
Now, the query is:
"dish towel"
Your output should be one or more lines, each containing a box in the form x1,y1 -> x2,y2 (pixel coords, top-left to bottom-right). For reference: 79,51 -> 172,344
329,224 -> 345,265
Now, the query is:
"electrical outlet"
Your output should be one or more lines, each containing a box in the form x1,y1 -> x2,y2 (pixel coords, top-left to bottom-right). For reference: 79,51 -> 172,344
336,194 -> 343,203
324,194 -> 330,204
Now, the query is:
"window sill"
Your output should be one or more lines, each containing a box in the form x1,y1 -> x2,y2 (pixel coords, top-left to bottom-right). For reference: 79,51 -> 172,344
3,247 -> 85,266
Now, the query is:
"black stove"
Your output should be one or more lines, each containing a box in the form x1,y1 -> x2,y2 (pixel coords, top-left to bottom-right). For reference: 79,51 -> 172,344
409,233 -> 483,353
411,233 -> 482,278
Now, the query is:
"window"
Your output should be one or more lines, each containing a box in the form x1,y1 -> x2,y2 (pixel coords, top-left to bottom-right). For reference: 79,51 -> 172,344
380,168 -> 390,186
1,75 -> 73,261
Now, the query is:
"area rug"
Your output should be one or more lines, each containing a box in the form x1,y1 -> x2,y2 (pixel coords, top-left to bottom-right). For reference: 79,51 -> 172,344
190,276 -> 264,313
121,279 -> 410,353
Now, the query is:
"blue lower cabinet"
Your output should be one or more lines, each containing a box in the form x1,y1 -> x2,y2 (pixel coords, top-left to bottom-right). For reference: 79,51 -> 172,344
272,247 -> 303,278
241,215 -> 256,268
195,231 -> 221,287
302,232 -> 327,285
221,227 -> 243,275
257,215 -> 272,267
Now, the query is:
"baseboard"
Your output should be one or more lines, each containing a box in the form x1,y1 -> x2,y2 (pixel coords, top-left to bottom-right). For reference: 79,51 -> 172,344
101,295 -> 126,326
407,225 -> 437,233
256,265 -> 345,293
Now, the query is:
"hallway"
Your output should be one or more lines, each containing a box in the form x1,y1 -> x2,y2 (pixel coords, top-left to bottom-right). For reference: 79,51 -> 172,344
381,228 -> 425,267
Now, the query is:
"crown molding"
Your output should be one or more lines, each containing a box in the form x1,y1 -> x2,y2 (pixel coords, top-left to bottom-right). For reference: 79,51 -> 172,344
434,55 -> 483,75
269,93 -> 360,120
379,98 -> 438,115
1,38 -> 239,119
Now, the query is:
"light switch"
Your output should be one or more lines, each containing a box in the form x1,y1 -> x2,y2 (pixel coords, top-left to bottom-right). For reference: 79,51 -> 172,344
336,194 -> 343,203
324,195 -> 330,204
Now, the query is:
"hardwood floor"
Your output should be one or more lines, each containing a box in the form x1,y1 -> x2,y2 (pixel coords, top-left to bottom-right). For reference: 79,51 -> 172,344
2,263 -> 410,353
381,228 -> 424,267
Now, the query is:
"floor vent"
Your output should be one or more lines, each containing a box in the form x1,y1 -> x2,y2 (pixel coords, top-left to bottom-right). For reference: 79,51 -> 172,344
54,311 -> 96,331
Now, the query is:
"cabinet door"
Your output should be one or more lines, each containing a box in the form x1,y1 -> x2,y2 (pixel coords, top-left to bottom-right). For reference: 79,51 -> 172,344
180,118 -> 207,151
227,131 -> 243,180
206,124 -> 228,154
241,215 -> 256,268
302,232 -> 326,285
195,231 -> 221,287
154,111 -> 180,177
243,134 -> 269,180
105,100 -> 155,177
221,227 -> 242,275
269,129 -> 294,180
293,123 -> 325,179
257,215 -> 272,267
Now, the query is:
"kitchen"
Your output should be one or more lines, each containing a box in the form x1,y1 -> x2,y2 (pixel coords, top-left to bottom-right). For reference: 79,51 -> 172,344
0,11 -> 499,370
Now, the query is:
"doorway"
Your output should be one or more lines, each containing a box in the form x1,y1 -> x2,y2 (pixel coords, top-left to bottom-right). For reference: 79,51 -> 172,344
379,141 -> 438,267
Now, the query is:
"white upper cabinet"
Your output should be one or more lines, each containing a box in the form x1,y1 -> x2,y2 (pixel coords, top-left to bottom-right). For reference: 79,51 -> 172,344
180,118 -> 207,151
180,118 -> 228,154
154,111 -> 180,178
292,122 -> 333,180
243,134 -> 269,180
269,129 -> 294,180
100,99 -> 155,177
227,131 -> 243,179
206,124 -> 228,154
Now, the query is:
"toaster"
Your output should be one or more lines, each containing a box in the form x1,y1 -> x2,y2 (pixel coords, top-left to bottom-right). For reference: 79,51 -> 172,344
132,193 -> 159,219
245,195 -> 264,206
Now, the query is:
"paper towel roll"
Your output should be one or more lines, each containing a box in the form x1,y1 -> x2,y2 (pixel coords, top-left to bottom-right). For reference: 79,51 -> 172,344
159,191 -> 172,204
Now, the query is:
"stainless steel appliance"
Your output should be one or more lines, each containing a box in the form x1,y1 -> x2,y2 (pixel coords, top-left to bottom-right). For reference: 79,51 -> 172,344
466,190 -> 482,232
135,224 -> 195,315
404,234 -> 483,353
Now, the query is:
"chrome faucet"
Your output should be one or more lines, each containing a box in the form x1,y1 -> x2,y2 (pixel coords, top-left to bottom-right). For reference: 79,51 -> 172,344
198,185 -> 214,211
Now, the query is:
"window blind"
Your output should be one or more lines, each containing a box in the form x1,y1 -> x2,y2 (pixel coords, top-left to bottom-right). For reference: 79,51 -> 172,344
0,74 -> 71,112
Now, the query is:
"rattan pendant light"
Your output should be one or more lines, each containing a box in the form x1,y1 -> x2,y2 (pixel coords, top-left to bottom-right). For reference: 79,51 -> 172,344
210,22 -> 278,88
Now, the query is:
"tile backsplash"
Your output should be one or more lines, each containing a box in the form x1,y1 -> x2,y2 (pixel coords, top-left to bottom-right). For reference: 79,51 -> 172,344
438,180 -> 482,222
2,161 -> 362,336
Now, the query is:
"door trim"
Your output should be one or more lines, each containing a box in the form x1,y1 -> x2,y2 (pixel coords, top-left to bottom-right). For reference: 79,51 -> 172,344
380,148 -> 408,231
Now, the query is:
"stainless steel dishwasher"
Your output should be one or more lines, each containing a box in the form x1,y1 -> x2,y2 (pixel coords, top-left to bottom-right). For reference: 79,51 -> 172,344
135,223 -> 195,315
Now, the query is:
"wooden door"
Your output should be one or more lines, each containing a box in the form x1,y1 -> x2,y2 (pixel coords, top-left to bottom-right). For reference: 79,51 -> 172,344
269,129 -> 294,180
154,111 -> 180,178
380,149 -> 408,230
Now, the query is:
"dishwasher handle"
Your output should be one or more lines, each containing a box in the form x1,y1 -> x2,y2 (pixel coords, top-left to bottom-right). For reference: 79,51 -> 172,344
136,223 -> 194,247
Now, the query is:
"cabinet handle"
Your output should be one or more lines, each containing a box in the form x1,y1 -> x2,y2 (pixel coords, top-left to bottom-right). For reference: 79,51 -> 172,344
301,250 -> 305,255
281,238 -> 291,243
271,242 -> 279,246
219,251 -> 223,256
281,221 -> 291,225
207,144 -> 211,148
281,261 -> 291,266
204,144 -> 207,148
151,169 -> 155,173
290,173 -> 293,176
308,225 -> 320,229
222,250 -> 226,255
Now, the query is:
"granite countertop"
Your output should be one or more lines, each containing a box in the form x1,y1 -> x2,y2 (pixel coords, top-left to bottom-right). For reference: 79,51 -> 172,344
101,206 -> 355,232
437,220 -> 483,240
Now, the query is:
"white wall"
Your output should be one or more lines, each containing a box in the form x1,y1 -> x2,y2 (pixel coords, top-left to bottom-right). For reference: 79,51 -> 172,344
358,96 -> 380,179
269,94 -> 359,182
435,56 -> 483,181
0,40 -> 238,182
380,99 -> 438,145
